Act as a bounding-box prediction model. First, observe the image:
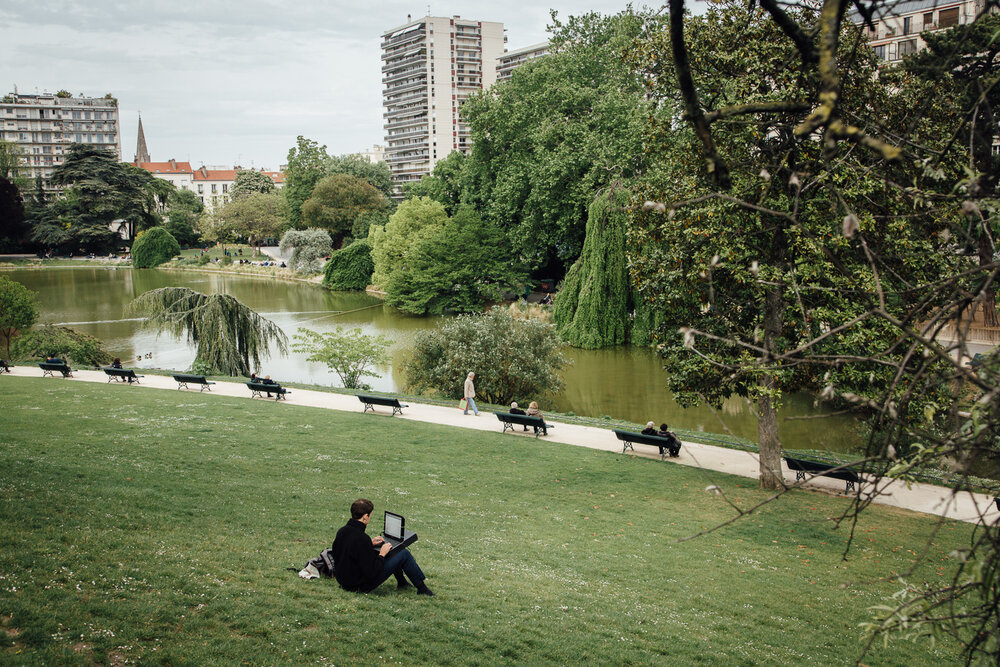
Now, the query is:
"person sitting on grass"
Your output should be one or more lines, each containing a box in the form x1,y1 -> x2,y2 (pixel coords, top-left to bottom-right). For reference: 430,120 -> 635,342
331,498 -> 434,597
526,401 -> 547,436
510,402 -> 529,432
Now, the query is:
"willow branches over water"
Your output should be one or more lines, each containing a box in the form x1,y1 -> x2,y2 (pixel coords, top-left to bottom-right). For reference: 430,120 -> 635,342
126,287 -> 288,376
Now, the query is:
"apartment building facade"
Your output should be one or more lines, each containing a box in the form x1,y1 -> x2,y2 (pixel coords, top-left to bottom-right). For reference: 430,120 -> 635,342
0,91 -> 121,181
381,15 -> 505,194
497,42 -> 550,83
858,0 -> 988,63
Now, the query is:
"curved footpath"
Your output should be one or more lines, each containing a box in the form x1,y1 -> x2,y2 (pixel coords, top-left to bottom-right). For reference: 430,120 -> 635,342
4,366 -> 997,525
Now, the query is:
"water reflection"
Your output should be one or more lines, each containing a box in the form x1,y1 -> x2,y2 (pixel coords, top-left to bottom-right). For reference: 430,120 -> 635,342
7,267 -> 865,452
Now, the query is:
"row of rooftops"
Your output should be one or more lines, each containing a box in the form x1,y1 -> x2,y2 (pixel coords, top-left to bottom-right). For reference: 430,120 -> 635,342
134,160 -> 285,184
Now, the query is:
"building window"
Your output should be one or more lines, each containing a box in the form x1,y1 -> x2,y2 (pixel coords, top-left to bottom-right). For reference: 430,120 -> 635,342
222,183 -> 228,193
898,39 -> 918,57
197,184 -> 204,194
923,12 -> 934,29
939,8 -> 959,28
903,17 -> 912,35
211,184 -> 217,193
72,111 -> 81,120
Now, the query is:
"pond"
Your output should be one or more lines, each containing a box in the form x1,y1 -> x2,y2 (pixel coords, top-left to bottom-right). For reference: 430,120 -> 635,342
7,266 -> 865,453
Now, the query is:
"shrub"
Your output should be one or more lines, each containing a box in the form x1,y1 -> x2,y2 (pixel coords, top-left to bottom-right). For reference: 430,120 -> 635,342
404,308 -> 568,405
0,275 -> 38,359
323,238 -> 374,291
131,227 -> 181,268
279,228 -> 332,274
292,326 -> 391,390
11,324 -> 112,367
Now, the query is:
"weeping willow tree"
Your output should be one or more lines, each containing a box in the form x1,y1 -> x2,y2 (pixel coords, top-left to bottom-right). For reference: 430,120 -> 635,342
126,287 -> 288,376
554,183 -> 634,349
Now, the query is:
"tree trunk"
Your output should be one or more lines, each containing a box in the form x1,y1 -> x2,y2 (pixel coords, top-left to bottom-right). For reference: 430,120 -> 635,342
979,234 -> 998,327
758,286 -> 786,490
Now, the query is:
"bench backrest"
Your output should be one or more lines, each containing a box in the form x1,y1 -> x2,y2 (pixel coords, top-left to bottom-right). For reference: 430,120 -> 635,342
39,362 -> 70,370
173,374 -> 209,383
494,412 -> 545,426
613,429 -> 679,446
784,456 -> 859,481
357,394 -> 401,407
105,367 -> 138,377
248,382 -> 285,392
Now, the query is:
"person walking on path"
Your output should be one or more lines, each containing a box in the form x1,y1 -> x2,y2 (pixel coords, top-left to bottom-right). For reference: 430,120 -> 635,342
463,372 -> 480,416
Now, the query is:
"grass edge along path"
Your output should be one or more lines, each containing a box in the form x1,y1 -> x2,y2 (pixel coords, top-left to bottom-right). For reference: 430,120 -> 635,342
0,378 -> 974,664
2,366 -> 996,524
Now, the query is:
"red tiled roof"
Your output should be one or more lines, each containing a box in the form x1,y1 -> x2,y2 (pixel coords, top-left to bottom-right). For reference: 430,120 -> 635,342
193,168 -> 237,181
261,171 -> 286,183
135,160 -> 193,174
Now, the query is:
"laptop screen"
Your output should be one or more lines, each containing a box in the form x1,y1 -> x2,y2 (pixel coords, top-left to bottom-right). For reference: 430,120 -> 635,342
384,512 -> 404,540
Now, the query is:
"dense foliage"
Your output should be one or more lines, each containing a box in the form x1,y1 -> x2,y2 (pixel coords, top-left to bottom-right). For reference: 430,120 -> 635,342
131,227 -> 181,268
299,172 -> 386,245
230,169 -> 276,200
11,324 -> 112,367
404,309 -> 567,405
292,326 -> 391,390
0,276 -> 38,359
385,206 -> 521,315
127,287 -> 288,376
322,238 -> 374,291
216,192 -> 287,255
278,228 -> 331,274
369,197 -> 448,291
0,176 -> 25,251
284,136 -> 330,227
554,184 -> 633,348
163,189 -> 203,247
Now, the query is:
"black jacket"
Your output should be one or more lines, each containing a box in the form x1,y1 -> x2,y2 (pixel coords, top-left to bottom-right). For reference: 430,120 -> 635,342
331,519 -> 384,591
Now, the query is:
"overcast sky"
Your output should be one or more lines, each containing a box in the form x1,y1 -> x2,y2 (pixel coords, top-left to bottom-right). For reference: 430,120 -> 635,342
1,1 -> 646,170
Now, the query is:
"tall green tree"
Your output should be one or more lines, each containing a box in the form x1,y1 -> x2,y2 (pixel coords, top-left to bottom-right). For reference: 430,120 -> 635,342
627,1 -> 958,489
460,9 -> 656,269
284,136 -> 330,227
127,287 -> 288,376
327,154 -> 394,199
554,184 -> 633,348
403,150 -> 468,214
0,275 -> 38,359
299,172 -> 387,244
164,189 -> 203,246
385,206 -> 522,315
131,227 -> 181,268
216,192 -> 287,255
0,176 -> 26,249
231,169 -> 276,200
369,197 -> 448,291
323,238 -> 374,291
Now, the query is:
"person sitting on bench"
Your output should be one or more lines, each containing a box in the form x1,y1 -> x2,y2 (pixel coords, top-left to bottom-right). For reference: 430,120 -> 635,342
259,374 -> 278,397
509,402 -> 529,432
526,401 -> 547,436
641,421 -> 658,437
658,423 -> 682,457
45,354 -> 71,377
111,357 -> 123,369
331,498 -> 434,596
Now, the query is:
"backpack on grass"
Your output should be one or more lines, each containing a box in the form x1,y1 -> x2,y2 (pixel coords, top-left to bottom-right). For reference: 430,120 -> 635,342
295,547 -> 336,579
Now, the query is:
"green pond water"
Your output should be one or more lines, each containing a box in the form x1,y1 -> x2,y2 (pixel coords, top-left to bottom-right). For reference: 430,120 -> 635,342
6,266 -> 866,453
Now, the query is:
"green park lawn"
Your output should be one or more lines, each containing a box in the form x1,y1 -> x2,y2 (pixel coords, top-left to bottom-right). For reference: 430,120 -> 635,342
0,378 -> 972,665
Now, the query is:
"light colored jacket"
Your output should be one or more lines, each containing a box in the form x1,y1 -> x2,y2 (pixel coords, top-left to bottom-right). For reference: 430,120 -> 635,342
464,377 -> 476,399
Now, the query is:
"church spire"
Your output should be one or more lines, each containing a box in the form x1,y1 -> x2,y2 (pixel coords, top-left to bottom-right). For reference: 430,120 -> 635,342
134,114 -> 150,164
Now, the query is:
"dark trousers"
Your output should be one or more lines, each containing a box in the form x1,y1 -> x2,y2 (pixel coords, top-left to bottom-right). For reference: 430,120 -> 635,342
365,548 -> 426,591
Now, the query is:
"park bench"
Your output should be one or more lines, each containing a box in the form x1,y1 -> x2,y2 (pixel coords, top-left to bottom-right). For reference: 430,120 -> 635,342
494,412 -> 552,438
38,362 -> 73,378
784,456 -> 861,493
172,373 -> 216,391
247,381 -> 288,400
357,394 -> 408,416
103,367 -> 143,384
613,429 -> 682,459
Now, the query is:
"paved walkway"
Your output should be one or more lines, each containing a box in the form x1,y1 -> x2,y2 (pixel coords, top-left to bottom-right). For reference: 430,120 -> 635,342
5,366 -> 998,524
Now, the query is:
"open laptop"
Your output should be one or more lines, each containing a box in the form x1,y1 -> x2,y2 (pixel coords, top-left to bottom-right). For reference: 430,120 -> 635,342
372,511 -> 418,555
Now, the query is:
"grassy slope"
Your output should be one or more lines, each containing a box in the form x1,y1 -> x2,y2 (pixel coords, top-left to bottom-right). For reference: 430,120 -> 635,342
0,378 -> 970,665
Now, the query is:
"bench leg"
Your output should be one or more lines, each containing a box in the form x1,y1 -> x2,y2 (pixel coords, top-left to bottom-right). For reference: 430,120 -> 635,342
393,406 -> 402,416
622,442 -> 634,454
846,480 -> 856,493
795,471 -> 806,483
177,383 -> 186,390
363,403 -> 374,413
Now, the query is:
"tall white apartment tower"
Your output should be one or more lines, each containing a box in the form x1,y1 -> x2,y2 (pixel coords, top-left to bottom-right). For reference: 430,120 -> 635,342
381,15 -> 505,195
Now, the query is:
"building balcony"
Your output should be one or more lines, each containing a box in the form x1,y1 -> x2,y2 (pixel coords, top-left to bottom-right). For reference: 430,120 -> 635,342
382,52 -> 427,73
382,66 -> 427,85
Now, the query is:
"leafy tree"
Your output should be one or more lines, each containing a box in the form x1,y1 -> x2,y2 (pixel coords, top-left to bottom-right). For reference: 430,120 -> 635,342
0,176 -> 26,250
32,145 -> 159,252
11,324 -> 112,367
350,208 -> 389,241
404,308 -> 567,405
284,136 -> 330,227
278,228 -> 331,273
323,238 -> 374,291
131,227 -> 181,268
163,189 -> 203,246
231,169 -> 276,200
299,172 -> 387,244
0,139 -> 27,189
403,150 -> 468,214
292,326 -> 391,390
460,9 -> 655,269
327,153 -> 394,199
0,275 -> 38,359
554,184 -> 633,348
216,192 -> 287,255
369,197 -> 448,290
385,206 -> 522,315
126,287 -> 288,376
